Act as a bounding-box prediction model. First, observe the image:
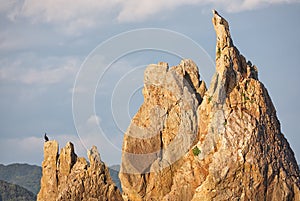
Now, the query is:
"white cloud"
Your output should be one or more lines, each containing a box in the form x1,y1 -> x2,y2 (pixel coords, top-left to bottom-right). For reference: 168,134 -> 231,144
21,62 -> 77,85
116,0 -> 203,22
87,114 -> 101,126
117,0 -> 300,21
0,29 -> 35,51
0,136 -> 44,165
212,0 -> 300,12
1,0 -> 121,35
20,0 -> 119,22
0,55 -> 79,85
1,0 -> 298,26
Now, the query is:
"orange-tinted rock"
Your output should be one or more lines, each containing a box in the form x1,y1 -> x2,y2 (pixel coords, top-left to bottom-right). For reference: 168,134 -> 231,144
37,141 -> 123,201
119,10 -> 300,201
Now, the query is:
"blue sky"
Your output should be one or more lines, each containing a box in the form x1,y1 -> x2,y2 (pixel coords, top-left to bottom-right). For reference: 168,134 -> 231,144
0,0 -> 299,166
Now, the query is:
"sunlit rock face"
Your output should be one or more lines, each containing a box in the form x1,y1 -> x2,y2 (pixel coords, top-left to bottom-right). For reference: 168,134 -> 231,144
37,10 -> 300,201
37,141 -> 123,201
119,10 -> 300,201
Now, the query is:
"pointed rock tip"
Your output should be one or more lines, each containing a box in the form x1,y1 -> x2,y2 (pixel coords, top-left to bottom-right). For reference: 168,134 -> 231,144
212,10 -> 233,51
212,9 -> 229,29
65,141 -> 73,147
212,9 -> 226,21
87,145 -> 101,165
212,9 -> 219,16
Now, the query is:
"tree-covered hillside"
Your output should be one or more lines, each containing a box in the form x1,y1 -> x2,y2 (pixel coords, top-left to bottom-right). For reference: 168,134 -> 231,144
0,180 -> 36,201
0,164 -> 41,195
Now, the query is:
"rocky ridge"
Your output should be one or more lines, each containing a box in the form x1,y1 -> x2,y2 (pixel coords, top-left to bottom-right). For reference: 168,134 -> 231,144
119,10 -> 300,201
37,141 -> 122,201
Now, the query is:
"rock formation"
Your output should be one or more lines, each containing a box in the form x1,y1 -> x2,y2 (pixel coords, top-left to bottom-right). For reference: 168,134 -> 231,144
37,10 -> 300,201
119,10 -> 300,201
37,141 -> 122,201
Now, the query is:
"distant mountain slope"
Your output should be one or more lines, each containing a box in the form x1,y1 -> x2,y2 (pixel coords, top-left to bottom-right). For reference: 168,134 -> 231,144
109,165 -> 122,192
0,164 -> 42,195
0,180 -> 36,201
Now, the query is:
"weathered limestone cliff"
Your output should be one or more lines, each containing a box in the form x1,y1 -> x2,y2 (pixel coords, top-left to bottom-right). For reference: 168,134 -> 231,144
119,10 -> 300,201
37,141 -> 122,201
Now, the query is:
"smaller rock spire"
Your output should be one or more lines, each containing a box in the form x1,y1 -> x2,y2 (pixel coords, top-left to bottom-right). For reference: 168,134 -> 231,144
87,145 -> 101,166
37,141 -> 122,201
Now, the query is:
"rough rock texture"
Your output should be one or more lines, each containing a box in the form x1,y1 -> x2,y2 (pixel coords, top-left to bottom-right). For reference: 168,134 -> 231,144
119,10 -> 300,201
119,59 -> 206,201
191,10 -> 300,201
37,141 -> 123,201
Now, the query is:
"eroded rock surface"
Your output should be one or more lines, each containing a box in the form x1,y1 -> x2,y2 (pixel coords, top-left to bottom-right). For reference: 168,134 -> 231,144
119,59 -> 206,201
119,10 -> 300,201
191,10 -> 300,201
37,141 -> 123,201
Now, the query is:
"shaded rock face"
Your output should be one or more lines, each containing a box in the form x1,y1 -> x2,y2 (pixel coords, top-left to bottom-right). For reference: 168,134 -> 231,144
119,10 -> 300,201
37,141 -> 123,201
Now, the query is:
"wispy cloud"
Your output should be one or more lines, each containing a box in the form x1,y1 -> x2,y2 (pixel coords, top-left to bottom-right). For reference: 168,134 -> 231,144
0,0 -> 120,35
0,134 -> 87,165
20,63 -> 77,85
1,0 -> 298,27
0,54 -> 79,85
0,136 -> 44,165
87,114 -> 101,126
211,0 -> 300,12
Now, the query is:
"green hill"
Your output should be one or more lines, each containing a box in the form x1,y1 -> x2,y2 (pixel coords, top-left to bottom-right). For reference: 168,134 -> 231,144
0,180 -> 36,201
0,164 -> 41,195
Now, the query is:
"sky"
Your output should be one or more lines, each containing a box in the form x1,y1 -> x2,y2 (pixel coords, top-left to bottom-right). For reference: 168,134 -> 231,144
0,0 -> 299,166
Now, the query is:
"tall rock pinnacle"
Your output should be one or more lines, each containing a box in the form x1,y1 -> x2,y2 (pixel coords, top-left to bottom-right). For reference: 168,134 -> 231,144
119,10 -> 300,201
192,10 -> 300,201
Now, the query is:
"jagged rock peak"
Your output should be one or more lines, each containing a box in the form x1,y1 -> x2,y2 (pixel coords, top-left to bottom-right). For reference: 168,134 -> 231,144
119,10 -> 300,201
213,9 -> 257,80
194,10 -> 300,201
37,140 -> 123,201
209,9 -> 258,104
212,10 -> 232,50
